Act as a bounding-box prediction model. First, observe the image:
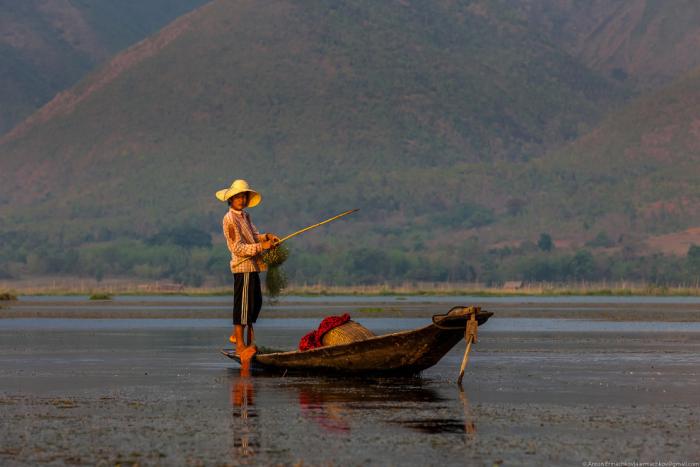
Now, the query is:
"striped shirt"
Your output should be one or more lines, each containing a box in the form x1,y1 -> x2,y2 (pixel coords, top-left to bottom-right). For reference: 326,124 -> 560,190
222,208 -> 267,274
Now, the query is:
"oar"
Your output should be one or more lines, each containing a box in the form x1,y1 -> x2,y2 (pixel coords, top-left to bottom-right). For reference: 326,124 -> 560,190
232,209 -> 359,268
457,308 -> 479,385
456,335 -> 474,385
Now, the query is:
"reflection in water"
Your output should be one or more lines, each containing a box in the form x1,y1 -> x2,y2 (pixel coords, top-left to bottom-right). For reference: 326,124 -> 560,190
393,418 -> 467,434
459,386 -> 477,438
288,377 -> 478,437
292,377 -> 442,403
387,387 -> 477,436
226,373 -> 478,458
290,377 -> 457,435
298,387 -> 351,434
230,374 -> 259,462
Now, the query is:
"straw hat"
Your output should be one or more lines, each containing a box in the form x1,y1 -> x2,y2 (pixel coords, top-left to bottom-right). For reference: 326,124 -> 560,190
215,179 -> 261,207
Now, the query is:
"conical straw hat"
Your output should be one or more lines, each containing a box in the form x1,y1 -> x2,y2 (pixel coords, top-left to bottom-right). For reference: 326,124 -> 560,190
215,179 -> 261,207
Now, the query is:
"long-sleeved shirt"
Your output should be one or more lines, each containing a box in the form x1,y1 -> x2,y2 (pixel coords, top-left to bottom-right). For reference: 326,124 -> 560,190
222,208 -> 267,273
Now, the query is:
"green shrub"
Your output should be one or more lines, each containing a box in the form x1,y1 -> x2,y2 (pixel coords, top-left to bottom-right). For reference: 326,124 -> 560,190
89,293 -> 112,300
586,231 -> 615,248
537,233 -> 554,252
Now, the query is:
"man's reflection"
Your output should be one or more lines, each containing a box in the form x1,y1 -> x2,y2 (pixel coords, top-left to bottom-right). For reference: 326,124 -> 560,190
230,374 -> 259,460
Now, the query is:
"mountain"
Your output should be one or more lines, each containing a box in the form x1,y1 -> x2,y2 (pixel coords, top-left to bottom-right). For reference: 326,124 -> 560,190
0,0 -> 210,135
512,65 -> 700,242
472,0 -> 700,90
1,0 -> 698,285
0,0 -> 625,230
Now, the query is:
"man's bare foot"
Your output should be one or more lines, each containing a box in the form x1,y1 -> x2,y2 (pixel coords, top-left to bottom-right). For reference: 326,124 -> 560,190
229,334 -> 237,345
239,346 -> 258,374
241,346 -> 257,360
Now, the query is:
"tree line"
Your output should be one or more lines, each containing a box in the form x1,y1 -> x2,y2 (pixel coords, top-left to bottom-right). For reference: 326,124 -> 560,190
2,226 -> 700,287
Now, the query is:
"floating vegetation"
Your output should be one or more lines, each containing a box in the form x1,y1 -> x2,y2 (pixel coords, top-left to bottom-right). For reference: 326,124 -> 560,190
358,307 -> 384,313
49,398 -> 78,409
89,293 -> 112,301
0,292 -> 17,301
256,345 -> 284,354
262,244 -> 289,299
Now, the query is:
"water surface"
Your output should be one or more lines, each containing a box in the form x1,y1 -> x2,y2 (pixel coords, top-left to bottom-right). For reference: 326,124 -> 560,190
0,299 -> 698,465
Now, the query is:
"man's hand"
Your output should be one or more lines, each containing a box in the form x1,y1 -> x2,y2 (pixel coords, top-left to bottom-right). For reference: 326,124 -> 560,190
261,239 -> 273,250
262,233 -> 281,246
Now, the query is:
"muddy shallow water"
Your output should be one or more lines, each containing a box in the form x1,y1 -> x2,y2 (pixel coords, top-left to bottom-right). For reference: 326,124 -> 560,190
0,298 -> 699,465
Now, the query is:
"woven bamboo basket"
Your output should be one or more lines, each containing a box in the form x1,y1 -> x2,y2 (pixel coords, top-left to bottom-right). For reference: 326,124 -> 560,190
322,320 -> 375,346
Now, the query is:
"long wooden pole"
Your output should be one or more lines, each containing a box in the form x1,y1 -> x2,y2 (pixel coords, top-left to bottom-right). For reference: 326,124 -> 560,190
231,209 -> 359,268
278,209 -> 359,244
457,309 -> 479,385
456,336 -> 473,385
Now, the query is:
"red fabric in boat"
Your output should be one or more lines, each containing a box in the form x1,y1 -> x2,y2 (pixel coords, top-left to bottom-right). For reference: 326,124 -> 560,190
298,313 -> 351,351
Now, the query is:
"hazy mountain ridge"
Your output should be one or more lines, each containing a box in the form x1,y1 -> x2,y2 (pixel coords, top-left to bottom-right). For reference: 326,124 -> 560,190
0,0 -> 210,135
528,65 -> 700,236
2,0 -> 700,284
0,0 -> 626,228
474,0 -> 700,89
1,5 -> 201,145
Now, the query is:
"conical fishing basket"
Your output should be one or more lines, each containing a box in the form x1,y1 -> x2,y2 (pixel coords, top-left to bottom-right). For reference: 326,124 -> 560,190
322,321 -> 375,346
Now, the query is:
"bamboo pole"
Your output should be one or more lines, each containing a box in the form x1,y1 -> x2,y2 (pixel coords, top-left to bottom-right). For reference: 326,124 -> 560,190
278,209 -> 359,243
231,209 -> 359,269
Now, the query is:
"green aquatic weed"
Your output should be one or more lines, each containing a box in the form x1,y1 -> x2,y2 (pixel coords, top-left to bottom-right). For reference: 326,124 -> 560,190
89,293 -> 112,300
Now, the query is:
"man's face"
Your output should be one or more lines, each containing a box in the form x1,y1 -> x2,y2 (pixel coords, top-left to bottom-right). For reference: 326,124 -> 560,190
230,192 -> 249,210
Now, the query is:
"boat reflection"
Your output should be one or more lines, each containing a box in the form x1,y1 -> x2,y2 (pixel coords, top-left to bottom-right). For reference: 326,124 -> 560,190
298,385 -> 351,433
385,386 -> 477,436
227,372 -> 477,455
229,373 -> 259,461
290,377 -> 459,435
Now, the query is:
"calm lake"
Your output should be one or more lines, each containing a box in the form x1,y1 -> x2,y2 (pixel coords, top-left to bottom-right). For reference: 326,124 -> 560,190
0,296 -> 698,465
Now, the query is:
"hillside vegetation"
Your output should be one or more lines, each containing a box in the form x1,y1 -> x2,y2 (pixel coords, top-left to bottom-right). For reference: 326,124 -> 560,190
0,0 -> 625,224
2,0 -> 700,286
0,0 -> 210,134
519,66 -> 700,237
490,0 -> 700,89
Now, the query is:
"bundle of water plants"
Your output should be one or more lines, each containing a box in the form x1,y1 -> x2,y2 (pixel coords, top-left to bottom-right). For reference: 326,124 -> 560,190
261,244 -> 289,267
0,292 -> 17,301
262,244 -> 289,299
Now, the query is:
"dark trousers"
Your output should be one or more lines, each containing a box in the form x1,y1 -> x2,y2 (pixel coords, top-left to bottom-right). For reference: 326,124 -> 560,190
233,272 -> 262,325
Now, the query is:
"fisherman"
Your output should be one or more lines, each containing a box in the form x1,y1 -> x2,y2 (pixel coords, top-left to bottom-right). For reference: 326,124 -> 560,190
216,179 -> 279,360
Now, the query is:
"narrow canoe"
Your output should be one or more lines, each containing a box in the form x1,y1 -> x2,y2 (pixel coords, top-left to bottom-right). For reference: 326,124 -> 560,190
221,306 -> 493,375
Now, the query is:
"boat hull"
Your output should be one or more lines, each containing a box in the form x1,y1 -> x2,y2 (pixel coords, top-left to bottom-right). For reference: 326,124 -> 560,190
222,307 -> 492,375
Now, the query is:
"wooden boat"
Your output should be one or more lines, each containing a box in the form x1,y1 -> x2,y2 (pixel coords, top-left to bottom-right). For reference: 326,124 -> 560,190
221,306 -> 493,375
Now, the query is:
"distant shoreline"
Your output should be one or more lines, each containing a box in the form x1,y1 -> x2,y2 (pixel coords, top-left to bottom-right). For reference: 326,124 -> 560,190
3,279 -> 700,297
